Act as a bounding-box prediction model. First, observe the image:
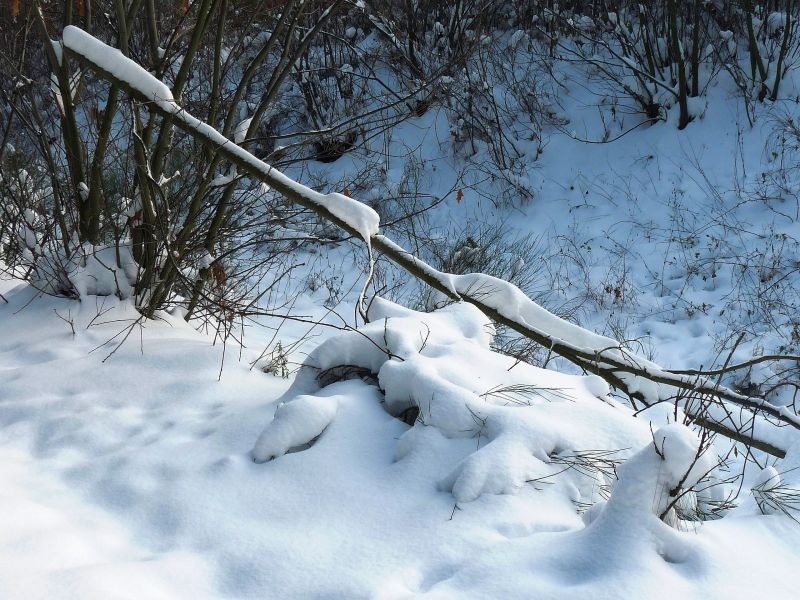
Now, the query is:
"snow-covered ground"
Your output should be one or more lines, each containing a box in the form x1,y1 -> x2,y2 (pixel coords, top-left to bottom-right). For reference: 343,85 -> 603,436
2,273 -> 800,598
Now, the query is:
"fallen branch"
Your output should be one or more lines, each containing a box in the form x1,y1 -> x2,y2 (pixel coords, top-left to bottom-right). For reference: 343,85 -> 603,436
63,26 -> 797,458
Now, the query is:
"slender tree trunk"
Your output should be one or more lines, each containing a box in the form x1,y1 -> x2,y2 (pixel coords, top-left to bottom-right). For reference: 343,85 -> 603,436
34,4 -> 88,238
690,0 -> 702,97
743,0 -> 768,98
668,0 -> 690,128
770,0 -> 793,101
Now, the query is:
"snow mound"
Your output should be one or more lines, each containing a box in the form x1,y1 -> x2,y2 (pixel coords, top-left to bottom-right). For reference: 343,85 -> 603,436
437,436 -> 542,502
253,298 -> 655,506
252,394 -> 338,462
599,424 -> 716,522
421,426 -> 722,598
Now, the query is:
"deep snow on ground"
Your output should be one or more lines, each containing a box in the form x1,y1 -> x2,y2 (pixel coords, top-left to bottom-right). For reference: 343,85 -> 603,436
5,44 -> 800,599
2,275 -> 800,598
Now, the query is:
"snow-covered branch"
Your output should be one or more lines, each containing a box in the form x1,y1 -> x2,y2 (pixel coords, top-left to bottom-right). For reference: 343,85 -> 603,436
63,26 -> 797,457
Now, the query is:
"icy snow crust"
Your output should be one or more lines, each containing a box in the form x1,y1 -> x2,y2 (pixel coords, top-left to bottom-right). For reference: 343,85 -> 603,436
2,284 -> 800,598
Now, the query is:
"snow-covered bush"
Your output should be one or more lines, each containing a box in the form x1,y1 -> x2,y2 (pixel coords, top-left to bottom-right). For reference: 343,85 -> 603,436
411,222 -> 569,364
539,1 -> 721,129
0,1 -> 374,327
585,424 -> 717,527
419,223 -> 547,308
512,0 -> 796,129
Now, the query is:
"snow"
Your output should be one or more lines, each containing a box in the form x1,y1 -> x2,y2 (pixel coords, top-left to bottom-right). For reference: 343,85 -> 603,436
233,117 -> 252,144
209,168 -> 237,188
451,272 -> 623,353
252,394 -> 338,461
510,30 -> 527,47
616,424 -> 715,518
63,27 -> 173,103
0,274 -> 797,591
421,429 -> 797,599
67,243 -> 139,299
0,448 -> 215,600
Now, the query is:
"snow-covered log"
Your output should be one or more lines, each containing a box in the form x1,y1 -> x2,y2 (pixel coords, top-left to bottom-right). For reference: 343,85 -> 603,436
63,26 -> 796,458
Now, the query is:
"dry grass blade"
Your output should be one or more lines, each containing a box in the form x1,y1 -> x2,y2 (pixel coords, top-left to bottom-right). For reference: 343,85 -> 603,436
752,469 -> 800,524
549,448 -> 624,480
480,383 -> 574,405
